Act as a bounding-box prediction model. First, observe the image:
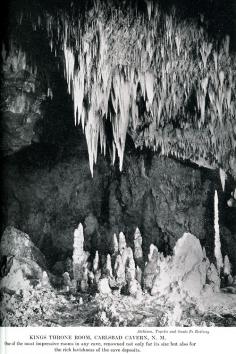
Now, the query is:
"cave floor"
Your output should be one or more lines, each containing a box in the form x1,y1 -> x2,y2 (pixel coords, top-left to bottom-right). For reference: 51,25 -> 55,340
30,290 -> 236,327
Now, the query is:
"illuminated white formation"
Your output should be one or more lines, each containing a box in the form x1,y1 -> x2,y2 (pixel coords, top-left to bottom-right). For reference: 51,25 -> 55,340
73,223 -> 86,281
219,168 -> 227,192
214,190 -> 223,273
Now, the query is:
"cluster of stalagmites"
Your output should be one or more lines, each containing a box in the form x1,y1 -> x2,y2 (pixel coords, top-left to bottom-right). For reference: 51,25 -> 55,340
65,224 -> 235,300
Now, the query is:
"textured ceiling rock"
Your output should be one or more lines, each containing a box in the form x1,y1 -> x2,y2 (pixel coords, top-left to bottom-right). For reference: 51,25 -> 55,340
2,1 -> 236,179
13,0 -> 234,178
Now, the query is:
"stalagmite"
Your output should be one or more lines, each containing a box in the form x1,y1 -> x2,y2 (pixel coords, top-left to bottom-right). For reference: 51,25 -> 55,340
207,263 -> 221,291
93,251 -> 99,273
148,244 -> 159,262
70,279 -> 78,294
62,272 -> 71,292
73,223 -> 87,281
143,244 -> 159,291
98,277 -> 111,295
121,247 -> 133,267
80,265 -> 89,292
118,232 -> 127,255
128,278 -> 142,297
94,269 -> 102,286
105,254 -> 113,277
111,233 -> 119,254
224,255 -> 232,276
41,271 -> 50,288
88,270 -> 95,286
214,190 -> 223,273
135,265 -> 143,285
133,227 -> 143,266
227,197 -> 236,208
125,250 -> 136,282
114,254 -> 126,288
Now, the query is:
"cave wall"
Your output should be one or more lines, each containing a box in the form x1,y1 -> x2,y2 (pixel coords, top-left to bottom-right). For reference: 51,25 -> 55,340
3,142 -> 235,270
1,147 -> 109,264
108,155 -> 213,257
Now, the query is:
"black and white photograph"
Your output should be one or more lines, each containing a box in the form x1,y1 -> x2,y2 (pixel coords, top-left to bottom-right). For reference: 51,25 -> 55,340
0,0 -> 236,331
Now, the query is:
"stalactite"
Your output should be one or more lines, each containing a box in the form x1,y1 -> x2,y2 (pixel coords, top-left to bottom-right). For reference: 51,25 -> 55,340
219,168 -> 227,192
214,190 -> 223,273
20,1 -> 236,176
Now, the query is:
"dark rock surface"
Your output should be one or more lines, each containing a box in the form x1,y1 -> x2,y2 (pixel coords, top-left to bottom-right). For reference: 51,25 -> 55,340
2,142 -> 235,271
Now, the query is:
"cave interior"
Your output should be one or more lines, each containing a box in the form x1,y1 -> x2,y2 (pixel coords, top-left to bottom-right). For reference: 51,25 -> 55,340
0,0 -> 236,327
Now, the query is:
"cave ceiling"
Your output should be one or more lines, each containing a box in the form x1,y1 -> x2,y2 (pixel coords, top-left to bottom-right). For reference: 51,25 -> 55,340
1,0 -> 236,179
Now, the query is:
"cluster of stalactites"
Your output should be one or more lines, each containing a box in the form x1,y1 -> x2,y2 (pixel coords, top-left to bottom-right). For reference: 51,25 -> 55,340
2,41 -> 38,78
2,40 -> 53,100
63,37 -> 153,174
17,1 -> 236,175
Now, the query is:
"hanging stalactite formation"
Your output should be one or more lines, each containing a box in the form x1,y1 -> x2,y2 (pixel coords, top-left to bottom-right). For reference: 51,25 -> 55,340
15,1 -> 236,176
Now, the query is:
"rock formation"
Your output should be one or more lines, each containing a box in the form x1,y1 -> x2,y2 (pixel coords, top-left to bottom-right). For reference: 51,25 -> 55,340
93,251 -> 100,273
0,226 -> 46,269
206,263 -> 221,292
105,254 -> 113,277
114,255 -> 126,289
97,277 -> 112,295
1,44 -> 47,156
214,190 -> 223,273
118,232 -> 127,255
72,224 -> 88,282
133,227 -> 143,267
62,272 -> 72,292
111,234 -> 119,254
0,227 -> 47,291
